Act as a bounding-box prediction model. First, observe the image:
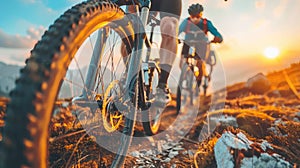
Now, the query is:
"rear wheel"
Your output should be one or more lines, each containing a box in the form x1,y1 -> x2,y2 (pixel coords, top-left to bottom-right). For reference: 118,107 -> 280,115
142,65 -> 162,135
1,1 -> 136,167
176,63 -> 199,114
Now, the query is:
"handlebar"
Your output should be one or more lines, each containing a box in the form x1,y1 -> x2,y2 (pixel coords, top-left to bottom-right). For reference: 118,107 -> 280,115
179,38 -> 217,66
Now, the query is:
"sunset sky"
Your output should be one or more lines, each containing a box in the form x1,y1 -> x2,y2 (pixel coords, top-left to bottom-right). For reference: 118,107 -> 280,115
0,0 -> 300,86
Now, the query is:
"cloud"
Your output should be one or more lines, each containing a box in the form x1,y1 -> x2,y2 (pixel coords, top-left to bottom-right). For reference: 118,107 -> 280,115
0,47 -> 30,66
0,30 -> 34,48
0,27 -> 45,48
26,26 -> 45,40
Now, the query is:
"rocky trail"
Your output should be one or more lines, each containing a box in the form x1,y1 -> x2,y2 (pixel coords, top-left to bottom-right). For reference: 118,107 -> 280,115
0,80 -> 300,167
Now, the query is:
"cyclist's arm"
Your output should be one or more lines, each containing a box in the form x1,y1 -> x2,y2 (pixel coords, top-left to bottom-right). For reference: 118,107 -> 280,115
207,20 -> 223,43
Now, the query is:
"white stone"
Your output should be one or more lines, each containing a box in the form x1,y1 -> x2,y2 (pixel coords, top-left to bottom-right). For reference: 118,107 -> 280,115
214,131 -> 292,168
260,140 -> 273,151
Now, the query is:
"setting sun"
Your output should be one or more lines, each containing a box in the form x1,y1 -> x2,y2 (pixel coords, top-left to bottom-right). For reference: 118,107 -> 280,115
264,46 -> 280,59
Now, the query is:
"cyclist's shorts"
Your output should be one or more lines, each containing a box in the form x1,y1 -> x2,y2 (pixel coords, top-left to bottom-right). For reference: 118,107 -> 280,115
151,0 -> 182,19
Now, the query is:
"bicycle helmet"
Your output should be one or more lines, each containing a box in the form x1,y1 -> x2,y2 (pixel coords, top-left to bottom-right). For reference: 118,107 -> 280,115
188,3 -> 204,16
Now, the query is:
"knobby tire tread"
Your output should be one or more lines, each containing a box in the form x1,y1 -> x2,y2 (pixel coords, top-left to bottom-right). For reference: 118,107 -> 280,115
176,63 -> 191,114
1,0 -> 135,167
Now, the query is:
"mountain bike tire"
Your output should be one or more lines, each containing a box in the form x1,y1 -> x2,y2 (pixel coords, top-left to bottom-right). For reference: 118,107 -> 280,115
142,66 -> 161,135
1,0 -> 136,167
176,63 -> 199,114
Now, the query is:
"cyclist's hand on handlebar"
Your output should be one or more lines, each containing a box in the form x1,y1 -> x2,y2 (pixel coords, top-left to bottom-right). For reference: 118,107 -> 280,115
210,36 -> 223,43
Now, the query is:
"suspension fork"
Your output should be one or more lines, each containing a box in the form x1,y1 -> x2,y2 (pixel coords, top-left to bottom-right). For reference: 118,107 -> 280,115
80,0 -> 152,101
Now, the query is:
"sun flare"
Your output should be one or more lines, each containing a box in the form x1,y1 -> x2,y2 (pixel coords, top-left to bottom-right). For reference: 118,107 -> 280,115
264,46 -> 279,59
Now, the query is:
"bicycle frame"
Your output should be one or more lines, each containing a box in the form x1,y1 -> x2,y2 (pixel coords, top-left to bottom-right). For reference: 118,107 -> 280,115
77,0 -> 156,110
125,0 -> 160,110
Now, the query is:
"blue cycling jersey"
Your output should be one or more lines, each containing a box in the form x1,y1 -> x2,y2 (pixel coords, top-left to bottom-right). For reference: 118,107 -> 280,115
179,18 -> 223,42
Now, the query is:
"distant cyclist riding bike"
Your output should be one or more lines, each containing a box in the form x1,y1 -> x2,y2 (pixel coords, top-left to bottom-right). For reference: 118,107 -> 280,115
176,3 -> 223,113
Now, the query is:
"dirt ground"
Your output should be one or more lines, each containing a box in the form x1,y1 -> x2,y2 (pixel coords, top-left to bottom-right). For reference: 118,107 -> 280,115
0,84 -> 299,167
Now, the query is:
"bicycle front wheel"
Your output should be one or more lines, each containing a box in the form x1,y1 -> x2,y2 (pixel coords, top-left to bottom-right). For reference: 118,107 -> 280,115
1,1 -> 136,167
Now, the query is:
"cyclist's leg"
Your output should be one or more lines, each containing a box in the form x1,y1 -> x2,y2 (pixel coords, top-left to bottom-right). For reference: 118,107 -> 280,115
157,0 -> 181,88
154,16 -> 178,106
158,17 -> 178,88
152,1 -> 181,106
